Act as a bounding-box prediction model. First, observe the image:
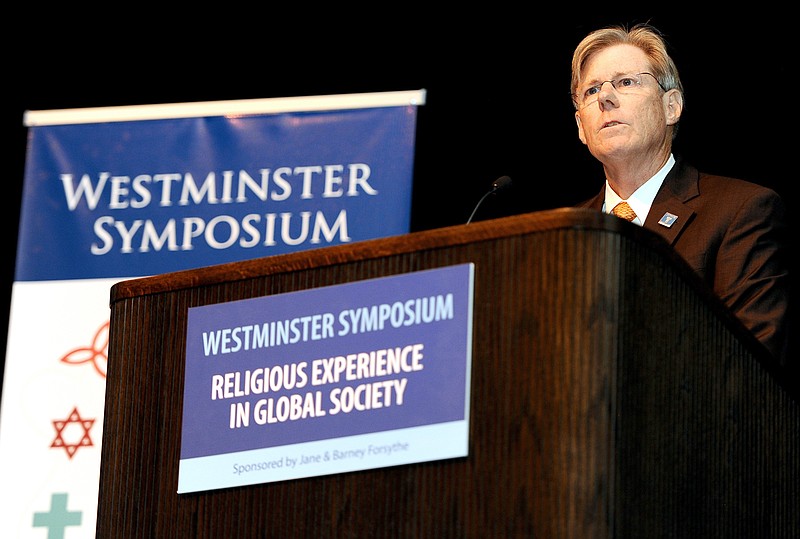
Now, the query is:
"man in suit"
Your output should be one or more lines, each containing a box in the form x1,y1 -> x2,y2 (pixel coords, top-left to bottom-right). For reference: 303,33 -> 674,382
570,23 -> 790,366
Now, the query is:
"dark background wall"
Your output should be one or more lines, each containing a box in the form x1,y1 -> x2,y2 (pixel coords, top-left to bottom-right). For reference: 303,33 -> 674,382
1,12 -> 793,397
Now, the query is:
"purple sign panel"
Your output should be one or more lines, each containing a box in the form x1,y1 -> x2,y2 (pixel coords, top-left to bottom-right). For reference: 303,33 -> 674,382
179,263 -> 474,492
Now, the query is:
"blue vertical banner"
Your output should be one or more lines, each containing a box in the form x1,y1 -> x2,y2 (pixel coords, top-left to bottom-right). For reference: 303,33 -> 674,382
0,90 -> 425,537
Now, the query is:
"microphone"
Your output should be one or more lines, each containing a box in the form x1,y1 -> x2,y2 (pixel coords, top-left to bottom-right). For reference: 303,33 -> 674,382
466,175 -> 513,224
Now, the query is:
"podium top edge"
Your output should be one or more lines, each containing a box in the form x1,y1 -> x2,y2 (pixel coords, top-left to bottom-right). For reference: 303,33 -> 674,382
109,207 -> 685,304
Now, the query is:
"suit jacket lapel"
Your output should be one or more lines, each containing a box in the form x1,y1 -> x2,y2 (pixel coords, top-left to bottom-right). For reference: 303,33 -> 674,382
643,156 -> 698,246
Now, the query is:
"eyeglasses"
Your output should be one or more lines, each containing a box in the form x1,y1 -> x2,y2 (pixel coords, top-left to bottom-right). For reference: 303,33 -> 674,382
575,72 -> 666,108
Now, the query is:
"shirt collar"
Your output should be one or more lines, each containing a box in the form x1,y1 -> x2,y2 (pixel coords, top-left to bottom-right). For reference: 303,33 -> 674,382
604,154 -> 675,225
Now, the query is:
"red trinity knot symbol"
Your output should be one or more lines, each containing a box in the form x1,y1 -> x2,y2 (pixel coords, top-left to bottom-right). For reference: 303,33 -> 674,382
59,320 -> 109,378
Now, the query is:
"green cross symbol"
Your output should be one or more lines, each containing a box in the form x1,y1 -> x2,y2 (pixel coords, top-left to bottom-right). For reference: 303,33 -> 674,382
32,493 -> 82,539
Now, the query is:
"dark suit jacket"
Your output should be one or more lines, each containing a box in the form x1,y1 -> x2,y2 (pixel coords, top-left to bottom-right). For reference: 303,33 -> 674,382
577,155 -> 790,364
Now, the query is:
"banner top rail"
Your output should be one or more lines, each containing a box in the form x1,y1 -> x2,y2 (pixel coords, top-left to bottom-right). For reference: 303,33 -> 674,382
23,89 -> 427,127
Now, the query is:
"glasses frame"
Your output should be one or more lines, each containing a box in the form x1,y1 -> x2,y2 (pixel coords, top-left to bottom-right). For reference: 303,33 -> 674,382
574,72 -> 666,108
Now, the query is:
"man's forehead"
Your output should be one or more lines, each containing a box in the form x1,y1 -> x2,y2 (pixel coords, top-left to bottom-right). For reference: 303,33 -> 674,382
582,45 -> 649,81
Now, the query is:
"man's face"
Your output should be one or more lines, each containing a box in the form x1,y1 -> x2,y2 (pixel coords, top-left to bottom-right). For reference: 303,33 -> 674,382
574,44 -> 676,163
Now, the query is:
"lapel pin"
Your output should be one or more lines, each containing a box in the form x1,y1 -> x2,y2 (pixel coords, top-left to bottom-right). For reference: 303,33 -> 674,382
658,212 -> 678,228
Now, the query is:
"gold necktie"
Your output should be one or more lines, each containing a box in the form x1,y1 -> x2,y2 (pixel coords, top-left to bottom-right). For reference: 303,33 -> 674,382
611,201 -> 637,222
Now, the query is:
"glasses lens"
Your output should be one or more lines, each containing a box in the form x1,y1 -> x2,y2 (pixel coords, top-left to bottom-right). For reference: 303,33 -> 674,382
614,74 -> 641,91
579,73 -> 650,107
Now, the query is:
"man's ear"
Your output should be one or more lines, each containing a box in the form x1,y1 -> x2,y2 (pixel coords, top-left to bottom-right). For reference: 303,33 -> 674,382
665,89 -> 683,126
575,110 -> 587,145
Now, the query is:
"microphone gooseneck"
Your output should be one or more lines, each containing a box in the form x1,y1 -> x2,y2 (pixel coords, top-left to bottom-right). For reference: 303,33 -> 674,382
466,176 -> 512,224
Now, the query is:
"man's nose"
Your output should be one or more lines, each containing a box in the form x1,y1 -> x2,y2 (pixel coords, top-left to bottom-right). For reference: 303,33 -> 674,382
597,82 -> 619,109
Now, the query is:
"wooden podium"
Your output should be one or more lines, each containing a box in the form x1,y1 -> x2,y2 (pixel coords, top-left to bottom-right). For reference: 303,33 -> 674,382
96,208 -> 799,537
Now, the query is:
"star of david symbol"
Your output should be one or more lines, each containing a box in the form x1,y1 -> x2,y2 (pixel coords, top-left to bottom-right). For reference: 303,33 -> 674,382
50,407 -> 95,459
